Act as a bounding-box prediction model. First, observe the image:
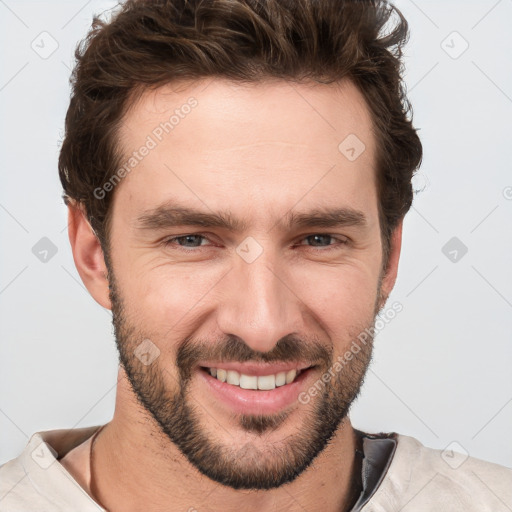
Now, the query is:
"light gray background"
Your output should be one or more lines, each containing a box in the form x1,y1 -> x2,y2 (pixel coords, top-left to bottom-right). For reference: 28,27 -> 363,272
1,0 -> 511,471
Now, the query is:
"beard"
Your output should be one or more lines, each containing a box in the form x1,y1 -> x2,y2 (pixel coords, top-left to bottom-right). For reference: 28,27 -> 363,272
107,266 -> 383,491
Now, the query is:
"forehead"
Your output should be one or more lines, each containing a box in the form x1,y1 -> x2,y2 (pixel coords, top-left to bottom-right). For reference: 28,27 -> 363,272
114,78 -> 378,228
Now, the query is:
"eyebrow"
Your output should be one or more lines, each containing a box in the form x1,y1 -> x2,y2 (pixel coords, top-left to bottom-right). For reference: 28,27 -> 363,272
135,203 -> 368,233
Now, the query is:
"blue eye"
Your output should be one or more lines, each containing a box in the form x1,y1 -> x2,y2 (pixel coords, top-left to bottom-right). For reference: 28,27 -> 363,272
164,234 -> 208,248
162,233 -> 348,252
299,234 -> 348,248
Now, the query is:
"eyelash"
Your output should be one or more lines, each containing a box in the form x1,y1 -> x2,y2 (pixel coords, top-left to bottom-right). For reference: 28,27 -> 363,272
162,233 -> 349,252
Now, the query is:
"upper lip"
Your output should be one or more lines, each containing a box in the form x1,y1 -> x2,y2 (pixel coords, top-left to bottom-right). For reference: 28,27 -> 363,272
198,361 -> 314,376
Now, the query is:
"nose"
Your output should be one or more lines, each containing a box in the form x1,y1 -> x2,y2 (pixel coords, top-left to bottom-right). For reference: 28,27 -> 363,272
215,247 -> 304,354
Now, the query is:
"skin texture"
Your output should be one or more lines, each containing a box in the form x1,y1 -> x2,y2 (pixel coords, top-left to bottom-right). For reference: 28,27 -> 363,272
68,78 -> 403,512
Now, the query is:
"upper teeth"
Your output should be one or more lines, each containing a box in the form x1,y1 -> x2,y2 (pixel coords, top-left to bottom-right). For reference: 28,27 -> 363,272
208,368 -> 300,390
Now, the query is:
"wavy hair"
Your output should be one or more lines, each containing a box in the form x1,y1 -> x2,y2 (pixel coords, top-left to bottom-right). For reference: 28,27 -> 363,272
59,0 -> 422,269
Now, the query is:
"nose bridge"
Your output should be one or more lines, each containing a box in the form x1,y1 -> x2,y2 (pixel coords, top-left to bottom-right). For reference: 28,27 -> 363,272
215,248 -> 302,353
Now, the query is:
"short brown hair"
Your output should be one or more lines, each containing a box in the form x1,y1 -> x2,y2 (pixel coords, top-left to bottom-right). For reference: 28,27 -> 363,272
59,0 -> 422,269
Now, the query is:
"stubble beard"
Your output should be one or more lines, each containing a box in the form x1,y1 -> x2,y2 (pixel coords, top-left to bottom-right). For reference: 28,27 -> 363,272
108,267 -> 382,490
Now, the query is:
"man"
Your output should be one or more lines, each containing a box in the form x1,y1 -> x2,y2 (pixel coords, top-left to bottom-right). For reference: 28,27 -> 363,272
1,0 -> 510,510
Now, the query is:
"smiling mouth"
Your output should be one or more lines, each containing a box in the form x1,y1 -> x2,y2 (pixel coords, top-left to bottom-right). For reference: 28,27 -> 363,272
199,366 -> 315,390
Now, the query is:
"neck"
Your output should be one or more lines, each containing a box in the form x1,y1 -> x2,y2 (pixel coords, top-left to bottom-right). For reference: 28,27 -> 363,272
91,369 -> 361,512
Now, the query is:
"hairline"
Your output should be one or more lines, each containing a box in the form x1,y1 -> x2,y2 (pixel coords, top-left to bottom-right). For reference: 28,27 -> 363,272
100,75 -> 395,273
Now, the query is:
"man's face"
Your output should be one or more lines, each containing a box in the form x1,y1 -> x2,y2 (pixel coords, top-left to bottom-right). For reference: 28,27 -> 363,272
106,78 -> 389,490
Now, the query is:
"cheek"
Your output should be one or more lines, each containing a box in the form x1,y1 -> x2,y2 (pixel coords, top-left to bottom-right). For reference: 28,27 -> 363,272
297,264 -> 378,328
114,240 -> 379,343
121,262 -> 225,333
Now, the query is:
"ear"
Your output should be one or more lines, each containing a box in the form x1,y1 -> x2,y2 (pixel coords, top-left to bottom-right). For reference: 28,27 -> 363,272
378,218 -> 403,309
67,203 -> 111,310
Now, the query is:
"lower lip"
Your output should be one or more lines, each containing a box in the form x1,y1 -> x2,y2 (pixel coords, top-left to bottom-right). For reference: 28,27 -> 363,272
197,367 -> 315,415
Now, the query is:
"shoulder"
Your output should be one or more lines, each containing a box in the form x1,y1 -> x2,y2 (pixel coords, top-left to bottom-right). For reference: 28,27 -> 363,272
0,438 -> 55,511
0,426 -> 104,512
365,433 -> 512,511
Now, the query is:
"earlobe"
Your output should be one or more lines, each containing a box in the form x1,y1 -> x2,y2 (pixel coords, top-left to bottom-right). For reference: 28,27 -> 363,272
67,203 -> 112,310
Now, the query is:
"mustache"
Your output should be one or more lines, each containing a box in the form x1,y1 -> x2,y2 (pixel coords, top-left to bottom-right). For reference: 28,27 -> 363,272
176,335 -> 332,378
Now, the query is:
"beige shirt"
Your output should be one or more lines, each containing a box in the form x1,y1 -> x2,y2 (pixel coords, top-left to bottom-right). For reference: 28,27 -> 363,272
58,425 -> 101,502
1,425 -> 511,511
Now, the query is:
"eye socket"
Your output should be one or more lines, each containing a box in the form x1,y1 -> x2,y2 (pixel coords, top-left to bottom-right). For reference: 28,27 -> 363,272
296,234 -> 349,250
163,234 -> 209,249
161,233 -> 349,252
